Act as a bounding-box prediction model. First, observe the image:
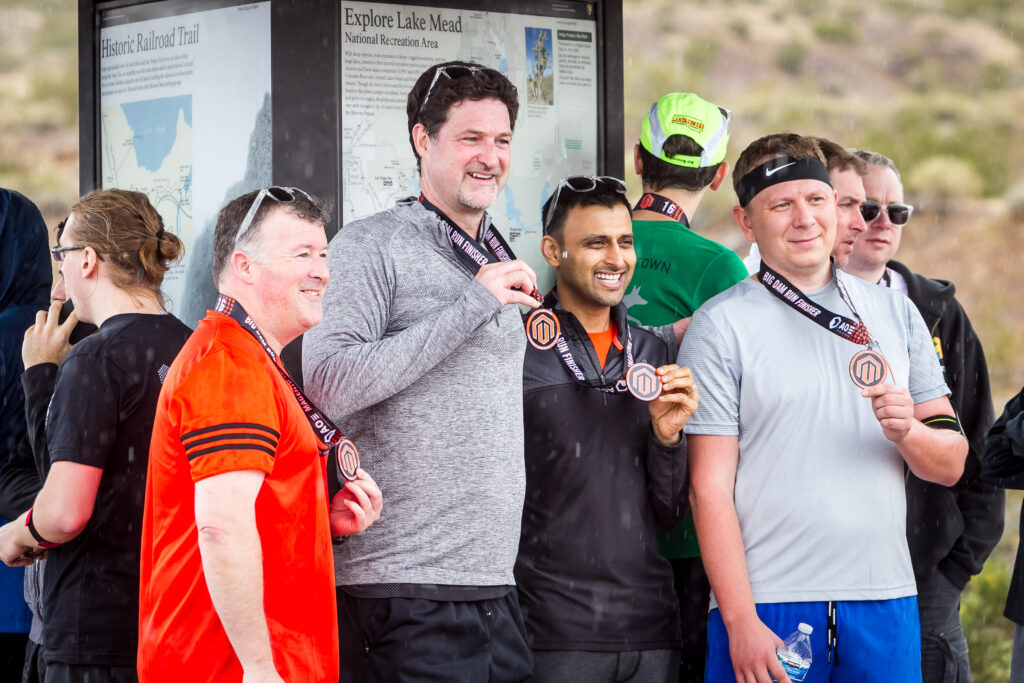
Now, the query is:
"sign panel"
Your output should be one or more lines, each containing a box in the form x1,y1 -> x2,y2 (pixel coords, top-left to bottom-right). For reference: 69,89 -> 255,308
99,1 -> 271,326
340,0 -> 599,287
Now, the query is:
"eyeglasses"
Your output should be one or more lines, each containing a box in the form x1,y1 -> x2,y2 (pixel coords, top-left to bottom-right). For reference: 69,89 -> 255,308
543,176 -> 628,232
235,186 -> 316,245
51,245 -> 86,262
860,200 -> 913,226
51,217 -> 105,262
418,65 -> 503,120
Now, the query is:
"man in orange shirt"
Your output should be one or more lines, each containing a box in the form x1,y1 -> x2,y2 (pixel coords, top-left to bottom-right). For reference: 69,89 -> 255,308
138,188 -> 382,682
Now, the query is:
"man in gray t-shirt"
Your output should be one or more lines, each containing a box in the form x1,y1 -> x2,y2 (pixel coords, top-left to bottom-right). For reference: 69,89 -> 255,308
680,133 -> 967,683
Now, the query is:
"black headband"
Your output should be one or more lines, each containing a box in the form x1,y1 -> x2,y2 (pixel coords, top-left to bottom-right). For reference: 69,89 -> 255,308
735,156 -> 832,207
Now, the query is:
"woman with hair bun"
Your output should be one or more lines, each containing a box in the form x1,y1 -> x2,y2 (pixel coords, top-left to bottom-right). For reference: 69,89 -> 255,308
0,189 -> 192,682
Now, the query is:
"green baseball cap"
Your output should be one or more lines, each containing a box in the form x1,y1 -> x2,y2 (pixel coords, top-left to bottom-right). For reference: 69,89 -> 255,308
640,93 -> 731,168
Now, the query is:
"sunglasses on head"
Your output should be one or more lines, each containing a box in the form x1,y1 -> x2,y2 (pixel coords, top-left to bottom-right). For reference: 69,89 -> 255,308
860,200 -> 913,226
543,176 -> 628,233
235,186 -> 316,245
418,65 -> 503,120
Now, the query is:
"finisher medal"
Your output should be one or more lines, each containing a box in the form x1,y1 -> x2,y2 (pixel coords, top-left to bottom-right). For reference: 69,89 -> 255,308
626,362 -> 662,402
336,438 -> 361,482
526,308 -> 560,350
849,348 -> 889,390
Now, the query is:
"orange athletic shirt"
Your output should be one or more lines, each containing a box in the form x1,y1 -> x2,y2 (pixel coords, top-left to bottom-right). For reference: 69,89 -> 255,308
138,312 -> 338,682
587,322 -> 620,369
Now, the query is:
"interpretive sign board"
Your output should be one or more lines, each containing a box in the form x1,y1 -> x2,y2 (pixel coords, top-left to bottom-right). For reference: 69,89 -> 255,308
80,0 -> 622,319
341,0 -> 600,281
96,0 -> 271,325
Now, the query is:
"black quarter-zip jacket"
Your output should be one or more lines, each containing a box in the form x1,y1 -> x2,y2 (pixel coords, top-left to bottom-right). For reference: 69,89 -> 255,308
515,291 -> 687,651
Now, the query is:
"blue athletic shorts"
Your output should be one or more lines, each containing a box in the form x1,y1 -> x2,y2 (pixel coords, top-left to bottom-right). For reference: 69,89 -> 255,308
705,597 -> 921,682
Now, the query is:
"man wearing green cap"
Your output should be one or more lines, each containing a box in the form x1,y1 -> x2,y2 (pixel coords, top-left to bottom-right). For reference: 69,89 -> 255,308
623,92 -> 748,682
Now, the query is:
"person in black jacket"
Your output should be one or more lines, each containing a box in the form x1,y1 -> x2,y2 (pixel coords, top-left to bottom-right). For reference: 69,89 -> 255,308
515,176 -> 699,682
843,150 -> 1003,682
980,386 -> 1024,682
0,291 -> 96,683
0,188 -> 50,675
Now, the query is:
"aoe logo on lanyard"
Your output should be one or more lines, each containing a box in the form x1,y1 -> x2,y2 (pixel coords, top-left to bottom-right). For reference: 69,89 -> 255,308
756,263 -> 892,390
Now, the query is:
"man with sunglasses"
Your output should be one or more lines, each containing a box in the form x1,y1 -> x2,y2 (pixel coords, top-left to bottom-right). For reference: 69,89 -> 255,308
303,62 -> 538,682
138,189 -> 382,682
516,176 -> 697,682
843,151 -> 1001,682
681,133 -> 967,682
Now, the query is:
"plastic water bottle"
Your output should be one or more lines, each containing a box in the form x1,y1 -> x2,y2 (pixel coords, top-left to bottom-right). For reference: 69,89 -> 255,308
774,623 -> 813,682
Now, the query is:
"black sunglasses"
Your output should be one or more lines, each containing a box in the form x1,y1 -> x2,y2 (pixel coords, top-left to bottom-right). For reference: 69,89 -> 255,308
543,176 -> 628,232
418,65 -> 503,120
235,186 -> 316,244
860,200 -> 913,226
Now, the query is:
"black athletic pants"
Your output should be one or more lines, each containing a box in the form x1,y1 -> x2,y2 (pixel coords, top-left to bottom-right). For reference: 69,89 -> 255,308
337,588 -> 533,682
671,557 -> 710,683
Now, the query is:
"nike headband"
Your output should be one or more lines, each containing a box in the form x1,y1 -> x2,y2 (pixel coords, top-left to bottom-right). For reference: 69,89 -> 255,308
734,156 -> 832,207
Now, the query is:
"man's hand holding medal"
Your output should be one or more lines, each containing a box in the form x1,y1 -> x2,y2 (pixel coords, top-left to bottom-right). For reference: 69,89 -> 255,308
329,468 -> 383,537
647,364 -> 700,447
862,383 -> 916,444
475,260 -> 541,309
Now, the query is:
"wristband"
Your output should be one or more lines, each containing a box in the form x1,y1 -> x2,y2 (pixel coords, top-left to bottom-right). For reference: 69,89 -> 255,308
922,414 -> 964,434
25,507 -> 60,549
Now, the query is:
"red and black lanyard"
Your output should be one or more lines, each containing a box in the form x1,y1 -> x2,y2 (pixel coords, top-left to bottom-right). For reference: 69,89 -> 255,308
214,294 -> 360,479
632,193 -> 689,226
419,195 -> 543,302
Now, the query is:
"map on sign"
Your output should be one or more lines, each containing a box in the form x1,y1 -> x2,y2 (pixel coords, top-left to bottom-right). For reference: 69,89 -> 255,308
340,0 -> 598,288
101,95 -> 194,249
99,1 -> 271,325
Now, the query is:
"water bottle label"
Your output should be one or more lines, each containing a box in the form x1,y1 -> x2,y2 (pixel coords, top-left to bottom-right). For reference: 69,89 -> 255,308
776,648 -> 809,682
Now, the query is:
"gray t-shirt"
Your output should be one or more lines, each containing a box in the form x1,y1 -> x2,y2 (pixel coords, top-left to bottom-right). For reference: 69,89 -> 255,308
679,271 -> 949,607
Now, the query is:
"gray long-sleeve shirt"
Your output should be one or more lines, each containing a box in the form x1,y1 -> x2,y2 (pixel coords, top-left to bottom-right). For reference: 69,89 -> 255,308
303,200 -> 527,589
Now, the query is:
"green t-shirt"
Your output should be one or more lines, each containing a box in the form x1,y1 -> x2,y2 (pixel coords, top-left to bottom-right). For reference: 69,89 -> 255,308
625,218 -> 748,558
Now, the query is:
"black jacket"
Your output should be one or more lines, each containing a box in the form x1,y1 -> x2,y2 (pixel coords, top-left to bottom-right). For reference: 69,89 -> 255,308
889,260 -> 1004,590
515,292 -> 686,651
0,364 -> 56,519
980,385 -> 1024,622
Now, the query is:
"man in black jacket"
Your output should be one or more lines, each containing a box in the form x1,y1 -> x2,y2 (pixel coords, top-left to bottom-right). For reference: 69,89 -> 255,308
980,386 -> 1024,682
843,150 -> 1002,681
515,176 -> 699,682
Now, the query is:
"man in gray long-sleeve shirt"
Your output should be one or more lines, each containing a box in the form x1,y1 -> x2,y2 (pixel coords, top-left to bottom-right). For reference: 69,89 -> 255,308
303,61 -> 540,682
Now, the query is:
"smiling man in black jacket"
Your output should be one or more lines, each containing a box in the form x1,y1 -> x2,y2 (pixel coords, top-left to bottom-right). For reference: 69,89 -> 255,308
515,176 -> 699,682
843,150 -> 1003,682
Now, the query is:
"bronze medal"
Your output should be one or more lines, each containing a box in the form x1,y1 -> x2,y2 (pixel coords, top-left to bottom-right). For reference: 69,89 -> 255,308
336,438 -> 361,481
849,348 -> 888,389
626,362 -> 662,401
526,309 -> 560,350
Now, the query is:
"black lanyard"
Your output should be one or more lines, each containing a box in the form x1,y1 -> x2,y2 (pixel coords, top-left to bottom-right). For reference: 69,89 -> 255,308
632,193 -> 690,226
757,262 -> 873,347
214,294 -> 350,455
419,195 -> 542,302
538,291 -> 636,394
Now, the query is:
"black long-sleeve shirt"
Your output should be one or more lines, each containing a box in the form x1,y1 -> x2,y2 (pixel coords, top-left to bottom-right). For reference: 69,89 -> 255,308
515,295 -> 686,651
